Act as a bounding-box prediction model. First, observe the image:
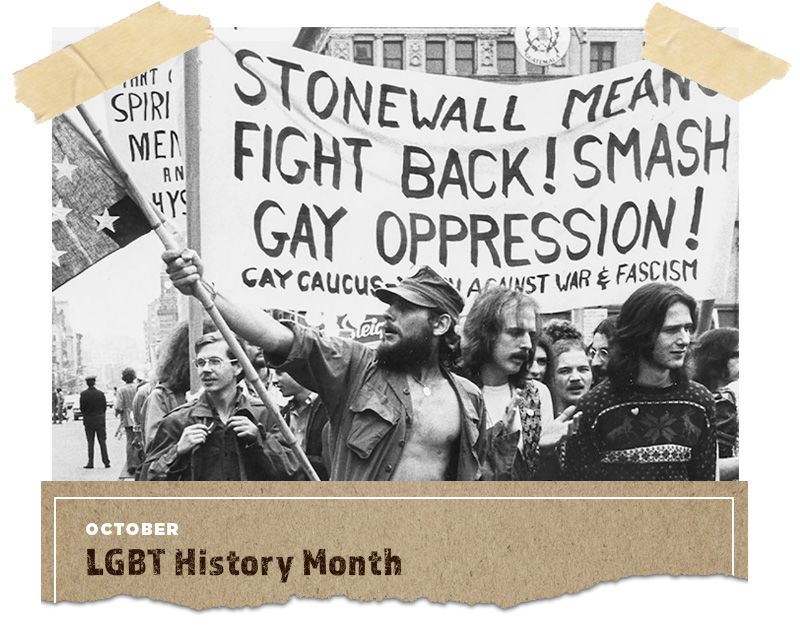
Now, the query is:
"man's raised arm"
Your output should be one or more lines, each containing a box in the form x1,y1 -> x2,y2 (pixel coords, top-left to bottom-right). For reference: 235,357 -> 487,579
162,249 -> 295,360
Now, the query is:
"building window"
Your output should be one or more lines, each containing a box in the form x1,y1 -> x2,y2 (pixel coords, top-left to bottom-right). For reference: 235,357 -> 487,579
383,40 -> 403,69
353,40 -> 374,66
590,42 -> 615,72
455,40 -> 475,75
426,40 -> 445,74
525,61 -> 545,76
496,40 -> 516,75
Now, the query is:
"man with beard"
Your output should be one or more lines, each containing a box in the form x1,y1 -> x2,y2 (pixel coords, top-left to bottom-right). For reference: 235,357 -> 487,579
162,249 -> 517,481
460,287 -> 580,480
562,283 -> 716,481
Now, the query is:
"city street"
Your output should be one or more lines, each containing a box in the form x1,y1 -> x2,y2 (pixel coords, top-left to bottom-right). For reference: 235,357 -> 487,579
51,408 -> 133,481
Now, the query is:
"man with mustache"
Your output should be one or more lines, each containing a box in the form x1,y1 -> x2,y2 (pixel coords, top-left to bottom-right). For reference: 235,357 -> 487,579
540,320 -> 593,416
143,331 -> 302,481
563,283 -> 717,481
162,250 -> 517,481
460,287 -> 580,480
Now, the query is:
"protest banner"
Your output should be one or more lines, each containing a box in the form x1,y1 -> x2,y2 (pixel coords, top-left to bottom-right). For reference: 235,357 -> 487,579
103,57 -> 187,233
195,39 -> 738,314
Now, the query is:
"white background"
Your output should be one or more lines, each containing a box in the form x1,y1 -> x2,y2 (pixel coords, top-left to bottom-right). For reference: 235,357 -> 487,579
2,0 -> 796,627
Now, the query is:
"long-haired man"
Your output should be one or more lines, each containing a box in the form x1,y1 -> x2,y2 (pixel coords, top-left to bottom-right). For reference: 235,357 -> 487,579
460,287 -> 580,480
563,283 -> 716,481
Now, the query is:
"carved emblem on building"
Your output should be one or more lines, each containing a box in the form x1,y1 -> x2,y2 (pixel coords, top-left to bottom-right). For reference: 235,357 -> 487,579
514,27 -> 571,66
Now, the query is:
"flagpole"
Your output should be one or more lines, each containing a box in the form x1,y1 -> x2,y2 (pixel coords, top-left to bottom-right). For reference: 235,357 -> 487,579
75,102 -> 321,482
697,298 -> 716,335
184,47 -> 204,398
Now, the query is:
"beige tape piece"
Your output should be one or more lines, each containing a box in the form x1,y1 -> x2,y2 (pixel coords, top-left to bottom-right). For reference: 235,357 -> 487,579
14,2 -> 213,123
643,2 -> 790,100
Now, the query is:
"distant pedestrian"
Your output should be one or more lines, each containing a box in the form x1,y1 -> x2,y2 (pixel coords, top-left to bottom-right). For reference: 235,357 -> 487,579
79,376 -> 110,469
115,368 -> 141,477
56,388 -> 65,423
52,388 -> 65,424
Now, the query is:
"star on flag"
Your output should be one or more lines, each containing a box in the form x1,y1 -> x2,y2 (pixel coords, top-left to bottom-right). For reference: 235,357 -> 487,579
93,208 -> 119,232
53,156 -> 78,181
52,243 -> 67,267
50,113 -> 152,290
52,200 -> 72,223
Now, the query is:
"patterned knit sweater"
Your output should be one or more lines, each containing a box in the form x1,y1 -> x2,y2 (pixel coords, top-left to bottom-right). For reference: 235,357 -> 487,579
563,379 -> 717,481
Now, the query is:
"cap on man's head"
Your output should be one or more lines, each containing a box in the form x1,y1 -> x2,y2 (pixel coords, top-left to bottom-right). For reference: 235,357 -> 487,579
375,266 -> 465,320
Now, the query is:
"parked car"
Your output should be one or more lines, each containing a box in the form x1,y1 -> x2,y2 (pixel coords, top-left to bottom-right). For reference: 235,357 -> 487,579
63,394 -> 81,421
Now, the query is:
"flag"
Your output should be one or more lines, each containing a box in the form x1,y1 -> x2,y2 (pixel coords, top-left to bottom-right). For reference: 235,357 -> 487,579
51,113 -> 153,290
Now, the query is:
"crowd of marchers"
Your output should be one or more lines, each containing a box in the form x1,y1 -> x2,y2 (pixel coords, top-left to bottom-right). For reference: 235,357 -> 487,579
77,250 -> 739,483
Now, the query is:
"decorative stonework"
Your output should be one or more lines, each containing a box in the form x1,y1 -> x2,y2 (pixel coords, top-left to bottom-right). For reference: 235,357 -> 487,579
330,39 -> 352,62
408,39 -> 424,68
480,40 -> 495,67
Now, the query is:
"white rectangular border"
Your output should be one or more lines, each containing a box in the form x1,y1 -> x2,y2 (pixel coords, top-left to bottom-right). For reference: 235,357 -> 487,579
53,495 -> 737,603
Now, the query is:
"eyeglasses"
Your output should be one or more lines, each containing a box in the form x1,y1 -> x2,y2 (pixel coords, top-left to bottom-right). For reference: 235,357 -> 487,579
194,356 -> 237,369
588,348 -> 609,360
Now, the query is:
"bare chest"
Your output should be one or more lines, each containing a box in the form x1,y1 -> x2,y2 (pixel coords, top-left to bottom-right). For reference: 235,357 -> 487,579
408,380 -> 461,444
392,379 -> 461,480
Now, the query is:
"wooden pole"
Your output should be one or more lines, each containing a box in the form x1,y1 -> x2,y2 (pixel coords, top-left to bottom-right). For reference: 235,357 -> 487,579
184,48 -> 204,396
696,299 -> 716,336
76,98 -> 320,482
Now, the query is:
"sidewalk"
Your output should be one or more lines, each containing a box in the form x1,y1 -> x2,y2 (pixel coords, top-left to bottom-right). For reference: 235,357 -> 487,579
51,409 -> 131,481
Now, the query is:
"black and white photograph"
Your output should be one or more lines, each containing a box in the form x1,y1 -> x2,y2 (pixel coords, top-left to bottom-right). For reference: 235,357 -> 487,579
49,24 -> 740,484
5,0 -> 797,626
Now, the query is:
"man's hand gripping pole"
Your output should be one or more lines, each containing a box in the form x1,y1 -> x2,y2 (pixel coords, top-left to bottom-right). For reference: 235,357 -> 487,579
76,104 -> 320,482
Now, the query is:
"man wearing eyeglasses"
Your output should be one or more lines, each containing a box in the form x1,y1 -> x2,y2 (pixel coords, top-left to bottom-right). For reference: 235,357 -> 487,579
588,316 -> 617,386
143,332 -> 302,481
162,249 -> 519,481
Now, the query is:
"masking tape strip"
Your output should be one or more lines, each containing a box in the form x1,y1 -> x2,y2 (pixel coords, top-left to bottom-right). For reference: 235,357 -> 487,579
643,3 -> 790,101
14,2 -> 213,123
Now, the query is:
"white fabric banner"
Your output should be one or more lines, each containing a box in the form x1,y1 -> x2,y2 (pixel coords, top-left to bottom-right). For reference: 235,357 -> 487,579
197,39 -> 738,314
104,57 -> 187,234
